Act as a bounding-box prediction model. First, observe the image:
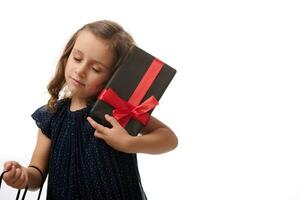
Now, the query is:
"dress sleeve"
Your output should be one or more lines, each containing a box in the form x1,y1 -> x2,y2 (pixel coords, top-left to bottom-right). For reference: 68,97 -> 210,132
31,105 -> 54,138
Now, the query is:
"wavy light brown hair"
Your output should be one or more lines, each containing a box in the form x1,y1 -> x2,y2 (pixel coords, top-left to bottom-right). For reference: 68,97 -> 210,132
47,20 -> 135,112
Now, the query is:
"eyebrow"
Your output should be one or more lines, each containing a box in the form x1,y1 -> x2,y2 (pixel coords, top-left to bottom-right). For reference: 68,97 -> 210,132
73,48 -> 109,69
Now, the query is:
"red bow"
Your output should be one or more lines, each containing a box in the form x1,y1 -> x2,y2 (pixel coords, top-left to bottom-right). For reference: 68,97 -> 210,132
99,88 -> 158,127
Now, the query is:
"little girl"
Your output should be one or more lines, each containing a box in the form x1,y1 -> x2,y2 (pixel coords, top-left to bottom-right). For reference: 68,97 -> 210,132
2,20 -> 178,200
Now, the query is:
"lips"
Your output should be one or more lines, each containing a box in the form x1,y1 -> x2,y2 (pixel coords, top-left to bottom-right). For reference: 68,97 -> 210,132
71,77 -> 85,86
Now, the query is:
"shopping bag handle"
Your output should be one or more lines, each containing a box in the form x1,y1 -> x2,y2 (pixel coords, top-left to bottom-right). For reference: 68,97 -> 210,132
0,166 -> 45,200
28,165 -> 45,200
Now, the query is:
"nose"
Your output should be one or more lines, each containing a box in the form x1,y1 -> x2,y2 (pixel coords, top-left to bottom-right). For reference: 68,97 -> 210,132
75,63 -> 87,77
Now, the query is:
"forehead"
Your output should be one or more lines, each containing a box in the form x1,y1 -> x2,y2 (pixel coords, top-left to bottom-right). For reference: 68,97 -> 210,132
73,30 -> 114,66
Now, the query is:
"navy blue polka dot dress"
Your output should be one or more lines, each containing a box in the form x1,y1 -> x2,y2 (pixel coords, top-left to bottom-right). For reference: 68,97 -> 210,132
31,98 -> 147,200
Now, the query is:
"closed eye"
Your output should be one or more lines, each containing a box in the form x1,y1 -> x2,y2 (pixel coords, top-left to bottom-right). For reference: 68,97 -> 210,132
73,57 -> 81,62
92,67 -> 101,73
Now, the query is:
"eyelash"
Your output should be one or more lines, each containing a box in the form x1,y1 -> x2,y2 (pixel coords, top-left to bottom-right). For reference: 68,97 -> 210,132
73,57 -> 101,73
92,68 -> 101,73
73,57 -> 81,62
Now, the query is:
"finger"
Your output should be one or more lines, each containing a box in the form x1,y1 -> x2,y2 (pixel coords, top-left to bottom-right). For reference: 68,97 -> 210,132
3,161 -> 22,181
87,117 -> 109,133
14,180 -> 25,189
4,161 -> 13,171
105,114 -> 120,127
11,168 -> 22,185
14,169 -> 26,189
4,161 -> 19,170
4,165 -> 16,180
13,173 -> 24,188
3,165 -> 16,183
94,131 -> 106,140
11,161 -> 21,168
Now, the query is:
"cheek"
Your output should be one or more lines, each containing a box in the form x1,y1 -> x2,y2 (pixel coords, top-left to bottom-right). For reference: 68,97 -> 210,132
86,82 -> 103,94
65,63 -> 72,77
86,74 -> 110,95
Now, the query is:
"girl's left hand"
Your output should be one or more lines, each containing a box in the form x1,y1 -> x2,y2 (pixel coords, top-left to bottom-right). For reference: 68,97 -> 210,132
87,115 -> 134,153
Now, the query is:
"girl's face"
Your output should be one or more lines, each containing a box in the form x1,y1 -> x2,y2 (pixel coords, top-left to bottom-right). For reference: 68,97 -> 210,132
65,30 -> 115,100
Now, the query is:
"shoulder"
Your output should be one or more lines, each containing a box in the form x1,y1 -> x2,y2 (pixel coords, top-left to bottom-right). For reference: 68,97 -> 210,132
32,98 -> 70,117
31,98 -> 70,137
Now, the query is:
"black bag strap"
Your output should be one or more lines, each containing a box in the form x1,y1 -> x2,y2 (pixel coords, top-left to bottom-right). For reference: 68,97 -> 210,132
0,165 -> 45,200
16,187 -> 28,200
28,165 -> 45,200
0,170 -> 8,191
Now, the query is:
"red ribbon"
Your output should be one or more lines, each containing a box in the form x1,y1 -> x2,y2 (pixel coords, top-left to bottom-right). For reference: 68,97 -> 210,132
99,88 -> 158,127
98,58 -> 164,127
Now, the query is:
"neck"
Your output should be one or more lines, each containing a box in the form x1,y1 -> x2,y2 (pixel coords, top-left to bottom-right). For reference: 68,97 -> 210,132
70,96 -> 87,111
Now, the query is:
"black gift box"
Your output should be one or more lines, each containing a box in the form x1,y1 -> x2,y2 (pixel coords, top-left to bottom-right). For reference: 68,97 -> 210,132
89,45 -> 176,136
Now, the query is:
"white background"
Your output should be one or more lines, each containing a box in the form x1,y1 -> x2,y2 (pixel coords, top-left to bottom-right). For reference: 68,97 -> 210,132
0,0 -> 301,199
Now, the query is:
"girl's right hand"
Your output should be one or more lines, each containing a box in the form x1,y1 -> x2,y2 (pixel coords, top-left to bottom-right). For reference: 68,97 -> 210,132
2,161 -> 28,189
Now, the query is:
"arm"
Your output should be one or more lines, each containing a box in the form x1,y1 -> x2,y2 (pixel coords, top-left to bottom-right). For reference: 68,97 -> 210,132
129,116 -> 178,154
3,129 -> 51,191
27,129 -> 51,190
87,115 -> 178,155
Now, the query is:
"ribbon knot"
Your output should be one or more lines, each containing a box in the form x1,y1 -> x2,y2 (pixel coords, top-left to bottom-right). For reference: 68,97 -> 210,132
99,88 -> 159,127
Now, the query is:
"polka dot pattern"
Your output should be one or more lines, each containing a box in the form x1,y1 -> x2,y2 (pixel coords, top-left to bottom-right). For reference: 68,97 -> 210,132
31,98 -> 147,200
